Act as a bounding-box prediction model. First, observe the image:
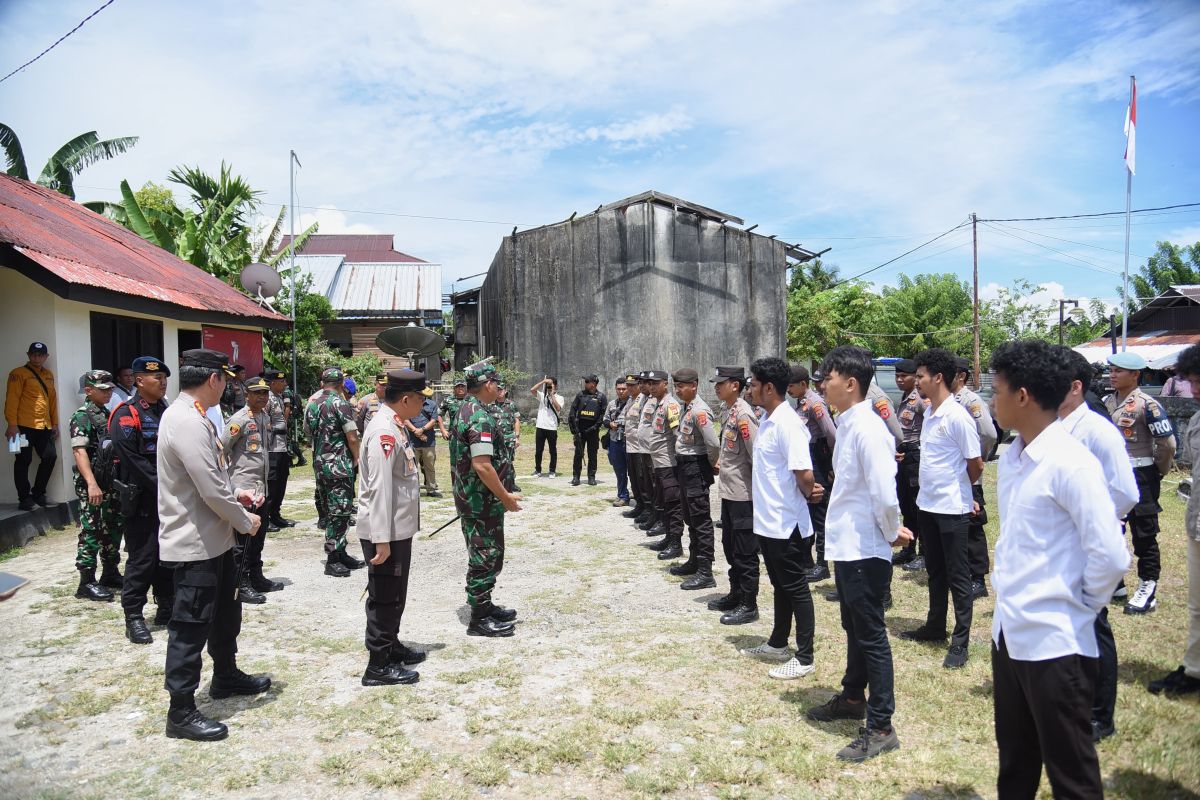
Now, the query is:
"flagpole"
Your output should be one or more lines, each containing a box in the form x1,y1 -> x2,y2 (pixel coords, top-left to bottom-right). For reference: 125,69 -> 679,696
1121,75 -> 1135,352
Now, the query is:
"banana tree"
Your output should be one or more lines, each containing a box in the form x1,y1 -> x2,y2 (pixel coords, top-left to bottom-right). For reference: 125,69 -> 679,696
0,123 -> 138,200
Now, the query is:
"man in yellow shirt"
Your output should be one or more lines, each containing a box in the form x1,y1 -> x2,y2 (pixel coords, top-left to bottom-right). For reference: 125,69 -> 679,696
5,342 -> 59,511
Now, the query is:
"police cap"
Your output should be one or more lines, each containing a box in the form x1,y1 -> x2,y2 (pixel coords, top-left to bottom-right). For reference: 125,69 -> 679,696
132,355 -> 171,377
1108,352 -> 1148,370
644,369 -> 668,381
894,358 -> 917,375
711,366 -> 745,383
263,369 -> 287,382
623,373 -> 639,385
375,372 -> 388,384
671,368 -> 699,384
180,349 -> 236,377
386,369 -> 427,393
244,376 -> 271,393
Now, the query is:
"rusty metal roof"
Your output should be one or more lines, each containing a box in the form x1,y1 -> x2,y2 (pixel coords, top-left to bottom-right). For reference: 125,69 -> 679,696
278,233 -> 427,263
0,174 -> 287,326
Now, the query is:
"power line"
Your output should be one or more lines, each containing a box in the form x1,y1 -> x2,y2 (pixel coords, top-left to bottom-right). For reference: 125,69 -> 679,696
978,202 -> 1200,223
828,219 -> 973,287
0,0 -> 117,85
981,222 -> 1122,276
987,220 -> 1154,261
843,325 -> 973,338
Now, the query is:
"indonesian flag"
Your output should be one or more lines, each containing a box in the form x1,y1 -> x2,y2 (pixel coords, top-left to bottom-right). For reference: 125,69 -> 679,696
1124,79 -> 1137,175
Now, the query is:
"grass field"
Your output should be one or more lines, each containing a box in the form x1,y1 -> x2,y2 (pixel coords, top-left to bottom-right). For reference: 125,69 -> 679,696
0,426 -> 1197,799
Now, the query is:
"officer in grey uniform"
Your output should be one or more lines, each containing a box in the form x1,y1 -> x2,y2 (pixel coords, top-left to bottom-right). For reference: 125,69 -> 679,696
789,365 -> 838,582
263,369 -> 295,531
222,376 -> 275,605
953,358 -> 998,599
622,375 -> 650,521
867,379 -> 904,448
643,370 -> 685,559
893,359 -> 927,569
159,349 -> 269,742
637,374 -> 663,533
1104,351 -> 1176,614
669,368 -> 720,589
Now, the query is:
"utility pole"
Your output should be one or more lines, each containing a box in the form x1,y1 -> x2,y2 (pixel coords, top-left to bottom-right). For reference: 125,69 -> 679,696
972,212 -> 981,389
289,150 -> 301,399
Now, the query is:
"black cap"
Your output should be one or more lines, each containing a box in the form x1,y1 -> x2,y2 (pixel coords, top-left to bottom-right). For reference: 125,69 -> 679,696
812,369 -> 826,382
582,373 -> 599,383
232,364 -> 246,374
180,348 -> 237,377
894,358 -> 917,374
954,357 -> 972,376
27,342 -> 48,355
262,369 -> 287,381
637,371 -> 650,381
672,368 -> 699,383
132,356 -> 171,377
711,366 -> 745,383
387,369 -> 427,393
244,376 -> 271,392
645,369 -> 668,381
789,364 -> 810,384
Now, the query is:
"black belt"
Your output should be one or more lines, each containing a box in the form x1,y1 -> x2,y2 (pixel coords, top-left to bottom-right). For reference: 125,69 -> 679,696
676,454 -> 709,463
898,442 -> 921,453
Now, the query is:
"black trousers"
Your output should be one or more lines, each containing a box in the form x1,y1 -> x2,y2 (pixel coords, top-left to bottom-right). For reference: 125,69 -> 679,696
627,452 -> 646,508
992,635 -> 1102,800
535,428 -> 558,473
721,499 -> 759,605
572,428 -> 600,479
836,558 -> 896,731
652,466 -> 685,538
1093,608 -> 1117,728
636,454 -> 655,511
164,549 -> 242,697
759,527 -> 815,664
677,456 -> 714,563
968,484 -> 991,578
14,426 -> 57,500
896,450 -> 921,557
122,514 -> 173,618
267,451 -> 290,521
803,440 -> 834,567
233,504 -> 267,575
1126,465 -> 1162,581
360,538 -> 413,664
920,510 -> 973,647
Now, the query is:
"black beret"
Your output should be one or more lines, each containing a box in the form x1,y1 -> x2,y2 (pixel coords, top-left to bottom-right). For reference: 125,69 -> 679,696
894,358 -> 917,374
132,356 -> 171,376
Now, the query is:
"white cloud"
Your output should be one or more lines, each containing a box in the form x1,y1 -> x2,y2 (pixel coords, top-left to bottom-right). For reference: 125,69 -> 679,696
296,206 -> 382,236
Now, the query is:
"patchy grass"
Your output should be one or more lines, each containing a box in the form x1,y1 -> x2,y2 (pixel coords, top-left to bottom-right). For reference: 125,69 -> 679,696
16,689 -> 122,729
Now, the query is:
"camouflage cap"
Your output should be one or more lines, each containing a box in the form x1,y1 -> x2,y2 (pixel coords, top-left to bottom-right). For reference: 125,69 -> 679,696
321,367 -> 344,383
83,369 -> 114,389
464,360 -> 499,388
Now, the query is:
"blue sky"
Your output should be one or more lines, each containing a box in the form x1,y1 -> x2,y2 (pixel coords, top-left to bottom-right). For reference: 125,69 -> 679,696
1,0 -> 1198,312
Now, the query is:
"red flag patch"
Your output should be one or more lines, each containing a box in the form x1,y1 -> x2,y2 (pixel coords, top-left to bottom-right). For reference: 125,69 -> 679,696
480,432 -> 492,443
380,434 -> 396,459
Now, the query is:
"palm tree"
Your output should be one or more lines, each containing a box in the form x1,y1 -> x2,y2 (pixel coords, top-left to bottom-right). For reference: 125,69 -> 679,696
0,123 -> 137,200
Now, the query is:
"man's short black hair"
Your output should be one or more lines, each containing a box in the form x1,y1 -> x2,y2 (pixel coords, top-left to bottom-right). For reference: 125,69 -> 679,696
1056,346 -> 1094,388
789,364 -> 810,385
820,346 -> 876,398
179,365 -> 219,390
914,348 -> 958,388
750,357 -> 790,398
990,340 -> 1071,412
1176,344 -> 1200,381
722,375 -> 747,393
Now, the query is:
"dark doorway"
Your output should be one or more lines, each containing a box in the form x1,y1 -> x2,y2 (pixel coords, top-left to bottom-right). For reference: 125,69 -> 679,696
90,312 -> 164,375
177,329 -> 202,355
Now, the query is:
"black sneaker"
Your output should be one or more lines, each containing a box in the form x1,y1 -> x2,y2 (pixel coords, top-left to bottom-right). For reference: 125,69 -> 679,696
943,644 -> 969,669
362,662 -> 419,686
17,498 -> 35,511
806,563 -> 831,582
1091,719 -> 1115,742
807,693 -> 868,722
837,727 -> 900,762
325,558 -> 351,578
707,593 -> 742,612
125,616 -> 153,644
32,494 -> 52,508
166,708 -> 228,741
719,604 -> 759,626
1147,666 -> 1200,696
970,578 -> 989,600
902,555 -> 926,572
892,548 -> 915,566
899,626 -> 947,643
210,669 -> 271,699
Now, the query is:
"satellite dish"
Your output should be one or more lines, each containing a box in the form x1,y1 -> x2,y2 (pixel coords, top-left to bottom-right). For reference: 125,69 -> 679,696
239,262 -> 282,310
376,323 -> 445,368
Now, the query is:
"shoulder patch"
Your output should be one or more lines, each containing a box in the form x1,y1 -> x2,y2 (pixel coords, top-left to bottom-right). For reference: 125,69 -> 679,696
874,398 -> 891,420
968,401 -> 982,418
813,403 -> 824,419
227,423 -> 241,437
379,433 -> 396,458
697,411 -> 707,425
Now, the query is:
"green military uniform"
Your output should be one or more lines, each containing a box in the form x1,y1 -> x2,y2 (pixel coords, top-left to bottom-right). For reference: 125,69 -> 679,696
450,364 -> 516,630
69,381 -> 122,573
440,392 -> 465,427
284,386 -> 306,466
306,375 -> 358,558
488,396 -> 521,492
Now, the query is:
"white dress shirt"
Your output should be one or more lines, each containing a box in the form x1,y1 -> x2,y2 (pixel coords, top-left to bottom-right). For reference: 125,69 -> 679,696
752,402 -> 813,540
993,421 -> 1131,660
825,400 -> 901,562
917,398 -> 980,514
1060,402 -> 1139,518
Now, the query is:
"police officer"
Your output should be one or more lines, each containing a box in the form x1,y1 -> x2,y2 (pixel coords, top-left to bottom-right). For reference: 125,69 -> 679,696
623,374 -> 650,522
69,370 -> 122,601
953,358 -> 998,599
670,368 -> 720,589
568,374 -> 607,486
789,365 -> 837,582
222,377 -> 275,604
306,367 -> 364,578
263,369 -> 295,531
644,370 -> 685,560
867,378 -> 904,448
448,361 -> 522,637
110,357 -> 174,644
637,373 -> 664,533
893,359 -> 927,570
356,373 -> 387,433
158,349 -> 269,742
358,369 -> 429,686
604,375 -> 636,507
1105,351 -> 1176,614
220,364 -> 247,418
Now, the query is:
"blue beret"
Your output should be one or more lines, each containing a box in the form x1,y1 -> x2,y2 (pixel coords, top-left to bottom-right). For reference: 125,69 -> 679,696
1107,352 -> 1148,370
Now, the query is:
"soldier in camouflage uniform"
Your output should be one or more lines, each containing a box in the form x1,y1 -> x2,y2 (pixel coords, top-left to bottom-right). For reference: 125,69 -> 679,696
305,367 -> 364,578
489,381 -> 522,493
284,384 -> 306,467
439,379 -> 468,435
69,370 -> 123,602
450,361 -> 522,637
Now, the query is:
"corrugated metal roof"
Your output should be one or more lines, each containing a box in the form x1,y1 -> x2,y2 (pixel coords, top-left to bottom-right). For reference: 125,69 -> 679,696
329,262 -> 443,317
278,233 -> 427,263
1075,330 -> 1200,364
291,254 -> 345,298
0,174 -> 286,325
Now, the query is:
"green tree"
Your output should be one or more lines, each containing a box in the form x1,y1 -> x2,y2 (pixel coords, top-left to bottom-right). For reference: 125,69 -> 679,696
872,273 -> 975,357
788,257 -> 841,293
0,123 -> 138,200
787,281 -> 880,362
1126,241 -> 1200,309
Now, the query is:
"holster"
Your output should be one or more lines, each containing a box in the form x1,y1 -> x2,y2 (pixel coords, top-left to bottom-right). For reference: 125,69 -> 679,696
113,478 -> 142,518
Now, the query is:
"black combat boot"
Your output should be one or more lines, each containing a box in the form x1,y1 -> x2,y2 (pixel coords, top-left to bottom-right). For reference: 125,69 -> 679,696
210,667 -> 272,699
249,569 -> 284,593
98,561 -> 123,589
153,600 -> 173,626
166,692 -> 227,741
338,549 -> 366,570
623,506 -> 643,519
707,592 -> 742,612
467,606 -> 515,637
75,568 -> 114,602
237,577 -> 266,605
720,604 -> 760,625
125,616 -> 153,644
657,537 -> 683,561
587,475 -> 597,486
363,656 -> 419,686
668,558 -> 698,576
489,605 -> 518,623
570,476 -> 581,486
647,536 -> 671,552
325,553 -> 351,578
391,643 -> 428,666
645,521 -> 665,537
681,562 -> 716,591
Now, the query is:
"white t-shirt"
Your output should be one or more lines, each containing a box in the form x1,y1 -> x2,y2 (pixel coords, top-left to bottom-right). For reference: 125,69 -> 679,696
751,402 -> 814,540
535,391 -> 564,430
917,398 -> 980,514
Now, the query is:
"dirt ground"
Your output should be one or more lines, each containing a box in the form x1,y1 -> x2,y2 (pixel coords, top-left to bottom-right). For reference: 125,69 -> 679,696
1,436 -> 1198,800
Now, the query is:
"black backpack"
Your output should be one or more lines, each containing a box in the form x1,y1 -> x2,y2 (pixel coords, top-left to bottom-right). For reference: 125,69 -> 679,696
94,402 -> 141,491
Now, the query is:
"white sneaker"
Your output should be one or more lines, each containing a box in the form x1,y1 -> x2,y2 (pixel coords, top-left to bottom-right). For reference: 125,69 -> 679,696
740,642 -> 791,660
769,657 -> 816,680
1124,579 -> 1158,615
